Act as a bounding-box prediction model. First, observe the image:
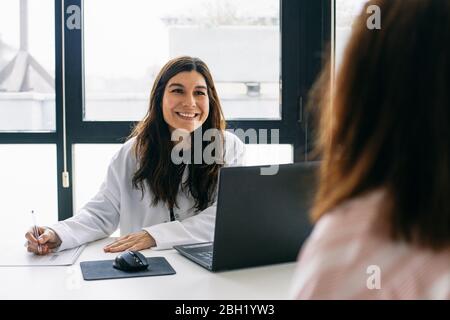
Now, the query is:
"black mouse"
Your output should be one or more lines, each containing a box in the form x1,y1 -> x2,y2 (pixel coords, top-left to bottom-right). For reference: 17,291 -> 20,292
113,251 -> 149,272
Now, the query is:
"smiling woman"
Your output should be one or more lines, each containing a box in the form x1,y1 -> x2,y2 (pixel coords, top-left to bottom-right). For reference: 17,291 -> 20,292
25,56 -> 245,256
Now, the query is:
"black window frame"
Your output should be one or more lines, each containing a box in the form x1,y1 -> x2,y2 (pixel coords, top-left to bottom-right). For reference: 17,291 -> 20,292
0,0 -> 332,221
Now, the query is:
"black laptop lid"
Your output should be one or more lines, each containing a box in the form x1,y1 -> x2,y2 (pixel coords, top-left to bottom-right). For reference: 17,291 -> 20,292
211,162 -> 318,271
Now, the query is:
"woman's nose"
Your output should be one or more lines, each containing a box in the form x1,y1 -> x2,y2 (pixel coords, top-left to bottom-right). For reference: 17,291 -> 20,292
182,94 -> 196,107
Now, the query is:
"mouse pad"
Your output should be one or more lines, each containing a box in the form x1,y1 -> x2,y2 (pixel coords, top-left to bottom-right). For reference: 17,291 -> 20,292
80,257 -> 176,281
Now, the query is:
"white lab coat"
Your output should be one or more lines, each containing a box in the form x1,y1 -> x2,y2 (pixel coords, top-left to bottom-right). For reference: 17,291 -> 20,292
51,131 -> 245,251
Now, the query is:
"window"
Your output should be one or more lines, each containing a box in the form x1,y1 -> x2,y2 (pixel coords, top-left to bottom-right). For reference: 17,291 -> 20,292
0,144 -> 57,244
0,0 -> 55,132
335,0 -> 368,68
244,144 -> 293,166
72,143 -> 292,213
0,0 -> 331,221
73,144 -> 122,213
83,0 -> 280,121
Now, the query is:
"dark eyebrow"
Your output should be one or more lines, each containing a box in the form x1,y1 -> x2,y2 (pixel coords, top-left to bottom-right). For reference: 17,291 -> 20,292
168,83 -> 207,90
168,83 -> 184,88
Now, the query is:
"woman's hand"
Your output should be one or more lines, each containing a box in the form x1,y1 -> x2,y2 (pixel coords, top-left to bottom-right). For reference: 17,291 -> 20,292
103,231 -> 156,253
25,227 -> 62,255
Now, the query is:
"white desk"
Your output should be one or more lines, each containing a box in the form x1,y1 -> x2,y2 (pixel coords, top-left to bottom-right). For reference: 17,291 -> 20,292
0,238 -> 297,300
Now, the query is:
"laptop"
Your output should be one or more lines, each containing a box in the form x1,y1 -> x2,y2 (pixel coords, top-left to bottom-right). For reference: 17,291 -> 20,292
173,162 -> 319,272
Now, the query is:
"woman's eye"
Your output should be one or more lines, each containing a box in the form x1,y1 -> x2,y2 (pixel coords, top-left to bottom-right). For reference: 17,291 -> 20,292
171,89 -> 183,94
195,91 -> 206,96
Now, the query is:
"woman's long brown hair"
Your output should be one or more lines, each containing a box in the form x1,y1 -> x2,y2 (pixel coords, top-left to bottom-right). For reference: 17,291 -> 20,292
129,56 -> 226,212
310,0 -> 450,250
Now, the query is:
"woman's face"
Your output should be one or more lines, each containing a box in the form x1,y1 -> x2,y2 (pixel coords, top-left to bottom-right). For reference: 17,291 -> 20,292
162,71 -> 210,133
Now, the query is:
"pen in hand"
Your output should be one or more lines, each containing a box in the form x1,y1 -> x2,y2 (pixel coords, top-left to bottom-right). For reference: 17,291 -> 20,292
31,210 -> 42,254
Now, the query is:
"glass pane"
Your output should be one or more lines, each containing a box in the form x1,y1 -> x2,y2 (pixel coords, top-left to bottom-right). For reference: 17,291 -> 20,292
73,144 -> 125,238
335,0 -> 368,68
243,144 -> 293,166
84,0 -> 280,121
0,0 -> 55,132
73,144 -> 122,213
0,145 -> 57,246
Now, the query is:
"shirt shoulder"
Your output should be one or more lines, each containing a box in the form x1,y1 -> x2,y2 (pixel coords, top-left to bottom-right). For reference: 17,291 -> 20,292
112,137 -> 136,159
107,137 -> 138,175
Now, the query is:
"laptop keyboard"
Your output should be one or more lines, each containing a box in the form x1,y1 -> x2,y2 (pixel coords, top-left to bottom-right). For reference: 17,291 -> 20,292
175,242 -> 214,268
196,250 -> 213,264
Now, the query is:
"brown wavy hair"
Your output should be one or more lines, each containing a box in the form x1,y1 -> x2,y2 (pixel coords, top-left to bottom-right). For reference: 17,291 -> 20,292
310,0 -> 450,250
129,56 -> 226,212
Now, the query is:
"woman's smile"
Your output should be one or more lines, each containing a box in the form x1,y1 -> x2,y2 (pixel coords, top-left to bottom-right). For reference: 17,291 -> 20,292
175,111 -> 201,121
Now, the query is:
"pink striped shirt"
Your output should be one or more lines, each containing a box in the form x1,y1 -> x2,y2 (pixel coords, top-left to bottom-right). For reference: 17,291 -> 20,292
291,189 -> 450,299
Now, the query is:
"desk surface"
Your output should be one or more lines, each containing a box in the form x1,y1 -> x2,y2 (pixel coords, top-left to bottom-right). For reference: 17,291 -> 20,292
0,238 -> 297,299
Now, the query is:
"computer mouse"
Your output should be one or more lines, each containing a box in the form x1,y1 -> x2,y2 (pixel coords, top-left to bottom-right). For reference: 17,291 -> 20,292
113,250 -> 149,272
